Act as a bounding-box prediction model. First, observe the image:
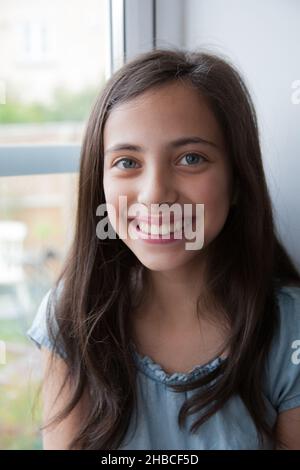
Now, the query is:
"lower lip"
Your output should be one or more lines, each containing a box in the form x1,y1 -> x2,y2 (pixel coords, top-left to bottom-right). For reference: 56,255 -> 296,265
134,221 -> 193,245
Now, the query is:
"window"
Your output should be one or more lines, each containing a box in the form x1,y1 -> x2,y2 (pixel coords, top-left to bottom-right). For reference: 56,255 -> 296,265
0,173 -> 77,449
0,0 -> 110,450
0,0 -> 109,146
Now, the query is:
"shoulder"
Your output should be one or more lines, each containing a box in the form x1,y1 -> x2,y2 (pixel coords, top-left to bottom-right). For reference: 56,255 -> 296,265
35,280 -> 65,327
275,284 -> 300,311
26,279 -> 66,359
275,285 -> 300,350
264,284 -> 300,412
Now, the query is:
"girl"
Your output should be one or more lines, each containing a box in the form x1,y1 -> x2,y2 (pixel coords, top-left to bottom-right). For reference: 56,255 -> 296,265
27,47 -> 300,450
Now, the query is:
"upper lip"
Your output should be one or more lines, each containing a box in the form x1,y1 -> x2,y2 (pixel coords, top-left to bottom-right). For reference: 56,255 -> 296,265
128,215 -> 194,226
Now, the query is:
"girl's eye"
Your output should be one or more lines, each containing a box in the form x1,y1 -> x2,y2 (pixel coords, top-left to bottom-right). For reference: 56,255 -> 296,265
179,153 -> 207,166
113,158 -> 139,170
113,153 -> 207,170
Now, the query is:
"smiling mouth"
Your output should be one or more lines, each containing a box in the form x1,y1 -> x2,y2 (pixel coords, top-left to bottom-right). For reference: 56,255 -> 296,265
134,218 -> 194,236
137,221 -> 180,236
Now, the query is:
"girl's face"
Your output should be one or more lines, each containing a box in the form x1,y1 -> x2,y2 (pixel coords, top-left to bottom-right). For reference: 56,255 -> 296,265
103,80 -> 234,272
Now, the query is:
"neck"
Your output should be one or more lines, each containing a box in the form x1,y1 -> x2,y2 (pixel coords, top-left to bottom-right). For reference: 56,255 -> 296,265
139,255 -> 210,330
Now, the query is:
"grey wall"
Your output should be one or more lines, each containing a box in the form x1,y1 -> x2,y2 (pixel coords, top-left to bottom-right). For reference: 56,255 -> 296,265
183,0 -> 300,269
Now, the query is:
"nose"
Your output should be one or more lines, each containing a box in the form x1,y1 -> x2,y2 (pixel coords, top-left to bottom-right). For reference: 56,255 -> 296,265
136,164 -> 178,208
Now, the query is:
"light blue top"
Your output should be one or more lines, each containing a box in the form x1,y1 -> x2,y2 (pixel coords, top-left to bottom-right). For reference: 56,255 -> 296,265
26,284 -> 300,450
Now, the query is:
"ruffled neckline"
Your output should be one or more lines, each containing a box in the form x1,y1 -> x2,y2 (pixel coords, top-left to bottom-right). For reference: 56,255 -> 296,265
130,342 -> 227,385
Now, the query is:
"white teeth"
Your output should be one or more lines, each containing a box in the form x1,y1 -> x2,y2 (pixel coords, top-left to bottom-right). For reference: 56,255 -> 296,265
174,220 -> 183,233
138,220 -> 184,236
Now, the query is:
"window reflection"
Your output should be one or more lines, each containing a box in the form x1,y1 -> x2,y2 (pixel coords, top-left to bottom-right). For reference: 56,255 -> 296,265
0,173 -> 78,449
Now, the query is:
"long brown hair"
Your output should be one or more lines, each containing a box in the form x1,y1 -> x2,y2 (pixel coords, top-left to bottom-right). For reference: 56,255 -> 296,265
45,47 -> 300,449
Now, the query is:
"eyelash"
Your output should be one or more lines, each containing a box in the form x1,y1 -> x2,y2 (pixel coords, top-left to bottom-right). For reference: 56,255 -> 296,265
113,153 -> 208,170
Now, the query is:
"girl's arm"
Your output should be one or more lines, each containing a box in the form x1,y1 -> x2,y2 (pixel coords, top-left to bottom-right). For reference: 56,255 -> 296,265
275,408 -> 300,450
41,347 -> 87,450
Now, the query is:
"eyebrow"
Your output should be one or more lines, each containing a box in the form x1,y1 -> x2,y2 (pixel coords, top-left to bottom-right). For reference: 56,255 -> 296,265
104,136 -> 219,155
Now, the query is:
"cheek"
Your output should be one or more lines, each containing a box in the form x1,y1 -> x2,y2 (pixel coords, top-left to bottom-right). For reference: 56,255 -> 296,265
103,173 -> 131,202
103,177 -> 119,230
103,176 -> 133,232
190,170 -> 232,243
103,172 -> 125,208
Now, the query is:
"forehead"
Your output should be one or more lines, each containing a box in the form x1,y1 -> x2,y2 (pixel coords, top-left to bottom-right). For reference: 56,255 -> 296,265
103,81 -> 226,150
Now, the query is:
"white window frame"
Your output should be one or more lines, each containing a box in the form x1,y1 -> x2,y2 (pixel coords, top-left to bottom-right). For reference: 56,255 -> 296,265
0,0 -> 184,177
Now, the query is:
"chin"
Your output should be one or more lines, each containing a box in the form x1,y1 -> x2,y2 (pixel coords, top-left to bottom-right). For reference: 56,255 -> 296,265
133,251 -> 196,273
